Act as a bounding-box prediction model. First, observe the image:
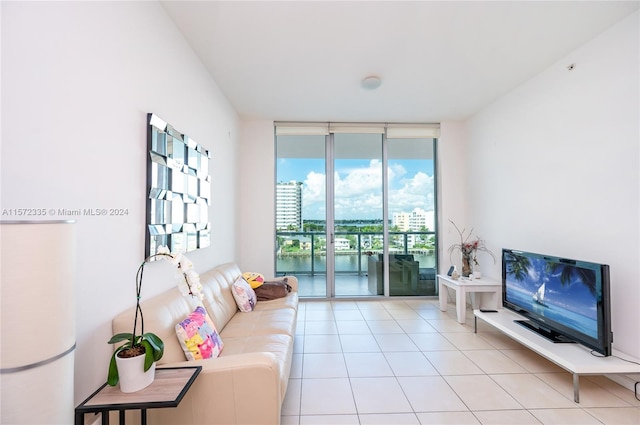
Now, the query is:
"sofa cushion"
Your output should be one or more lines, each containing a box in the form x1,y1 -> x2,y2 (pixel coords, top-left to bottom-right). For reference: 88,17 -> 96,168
220,333 -> 293,398
198,267 -> 239,332
231,276 -> 257,312
220,307 -> 297,339
254,292 -> 299,311
175,306 -> 223,361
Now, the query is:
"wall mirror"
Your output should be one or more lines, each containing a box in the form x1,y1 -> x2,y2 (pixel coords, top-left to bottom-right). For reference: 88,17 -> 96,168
146,113 -> 211,257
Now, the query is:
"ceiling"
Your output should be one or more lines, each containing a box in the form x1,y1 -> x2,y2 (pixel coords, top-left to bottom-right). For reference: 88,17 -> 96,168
161,1 -> 639,123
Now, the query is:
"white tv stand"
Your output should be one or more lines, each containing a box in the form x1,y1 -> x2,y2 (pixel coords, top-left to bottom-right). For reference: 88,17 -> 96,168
474,308 -> 640,403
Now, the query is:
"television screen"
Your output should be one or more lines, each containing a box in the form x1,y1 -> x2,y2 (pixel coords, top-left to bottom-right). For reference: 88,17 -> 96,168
502,249 -> 612,356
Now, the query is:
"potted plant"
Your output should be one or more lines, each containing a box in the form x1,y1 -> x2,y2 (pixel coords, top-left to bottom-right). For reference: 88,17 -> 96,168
447,219 -> 495,278
107,246 -> 203,392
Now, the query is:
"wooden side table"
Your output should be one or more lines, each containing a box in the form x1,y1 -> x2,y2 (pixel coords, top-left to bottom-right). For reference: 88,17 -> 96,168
75,366 -> 201,425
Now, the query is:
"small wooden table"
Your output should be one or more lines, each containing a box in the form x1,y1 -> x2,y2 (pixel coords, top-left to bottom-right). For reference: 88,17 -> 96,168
75,366 -> 201,425
437,274 -> 501,324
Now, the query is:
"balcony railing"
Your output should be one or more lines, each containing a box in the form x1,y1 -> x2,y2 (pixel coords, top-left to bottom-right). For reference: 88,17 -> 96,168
276,231 -> 436,276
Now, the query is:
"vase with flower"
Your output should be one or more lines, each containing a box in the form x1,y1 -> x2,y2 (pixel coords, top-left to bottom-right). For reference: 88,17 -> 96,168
447,219 -> 496,278
107,246 -> 204,393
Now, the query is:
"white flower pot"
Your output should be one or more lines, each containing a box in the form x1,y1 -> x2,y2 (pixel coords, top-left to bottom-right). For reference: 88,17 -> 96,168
115,354 -> 156,393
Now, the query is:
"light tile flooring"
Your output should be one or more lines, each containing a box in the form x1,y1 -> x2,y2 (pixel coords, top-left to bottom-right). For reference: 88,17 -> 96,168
282,299 -> 640,424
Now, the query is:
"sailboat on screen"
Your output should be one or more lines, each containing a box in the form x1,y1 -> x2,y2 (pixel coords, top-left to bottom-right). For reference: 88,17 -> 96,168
532,283 -> 548,307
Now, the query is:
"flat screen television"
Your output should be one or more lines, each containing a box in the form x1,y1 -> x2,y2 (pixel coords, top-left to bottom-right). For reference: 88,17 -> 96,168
502,248 -> 612,356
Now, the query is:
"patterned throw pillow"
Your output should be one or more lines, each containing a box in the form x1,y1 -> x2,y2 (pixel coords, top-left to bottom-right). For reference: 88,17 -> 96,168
231,276 -> 257,312
242,272 -> 265,289
175,306 -> 223,361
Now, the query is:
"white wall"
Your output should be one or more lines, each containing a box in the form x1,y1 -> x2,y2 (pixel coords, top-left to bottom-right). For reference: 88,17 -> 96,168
1,1 -> 239,405
464,12 -> 639,359
437,122 -> 469,271
237,120 -> 277,274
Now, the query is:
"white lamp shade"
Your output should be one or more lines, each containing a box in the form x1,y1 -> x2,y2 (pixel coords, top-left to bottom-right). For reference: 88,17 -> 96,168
1,221 -> 76,424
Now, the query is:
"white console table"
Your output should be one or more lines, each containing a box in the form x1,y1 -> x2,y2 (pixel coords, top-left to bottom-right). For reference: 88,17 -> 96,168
474,308 -> 640,403
437,274 -> 501,324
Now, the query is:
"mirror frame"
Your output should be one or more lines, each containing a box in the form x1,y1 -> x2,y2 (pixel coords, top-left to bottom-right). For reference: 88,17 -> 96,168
145,113 -> 211,257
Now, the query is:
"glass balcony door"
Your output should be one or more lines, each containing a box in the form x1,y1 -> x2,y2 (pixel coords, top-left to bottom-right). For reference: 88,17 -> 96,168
275,133 -> 328,297
331,131 -> 384,296
386,136 -> 437,296
275,123 -> 439,298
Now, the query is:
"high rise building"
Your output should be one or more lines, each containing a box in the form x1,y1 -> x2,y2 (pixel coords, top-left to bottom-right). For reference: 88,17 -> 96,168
392,208 -> 434,248
392,208 -> 433,231
408,207 -> 430,231
392,212 -> 410,231
276,181 -> 303,230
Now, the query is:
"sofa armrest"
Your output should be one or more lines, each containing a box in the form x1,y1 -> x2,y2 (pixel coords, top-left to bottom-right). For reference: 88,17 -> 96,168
150,352 -> 284,425
269,275 -> 298,292
284,275 -> 298,292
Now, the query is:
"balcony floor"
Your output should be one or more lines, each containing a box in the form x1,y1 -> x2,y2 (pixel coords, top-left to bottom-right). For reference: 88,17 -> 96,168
296,274 -> 437,298
296,274 -> 372,297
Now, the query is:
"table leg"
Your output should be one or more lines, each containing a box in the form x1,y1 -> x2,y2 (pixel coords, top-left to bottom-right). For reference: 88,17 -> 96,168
456,287 -> 466,323
438,281 -> 447,312
470,293 -> 479,310
573,374 -> 580,403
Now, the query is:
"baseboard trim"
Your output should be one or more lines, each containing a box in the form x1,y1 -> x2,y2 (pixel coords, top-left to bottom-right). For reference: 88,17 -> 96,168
605,373 -> 640,393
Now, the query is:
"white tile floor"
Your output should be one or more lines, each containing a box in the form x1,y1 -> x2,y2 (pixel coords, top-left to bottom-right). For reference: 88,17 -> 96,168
282,299 -> 640,425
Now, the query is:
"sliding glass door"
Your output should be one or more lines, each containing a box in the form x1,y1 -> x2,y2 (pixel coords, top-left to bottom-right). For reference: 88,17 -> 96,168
386,136 -> 437,296
332,132 -> 384,296
275,123 -> 438,298
275,132 -> 327,297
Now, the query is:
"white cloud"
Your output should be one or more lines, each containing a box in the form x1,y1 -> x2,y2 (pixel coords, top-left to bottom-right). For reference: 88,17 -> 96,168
301,160 -> 434,219
389,171 -> 435,215
302,171 -> 325,202
388,162 -> 405,180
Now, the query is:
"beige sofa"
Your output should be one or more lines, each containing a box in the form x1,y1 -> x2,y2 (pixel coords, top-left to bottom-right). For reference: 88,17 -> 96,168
111,262 -> 298,425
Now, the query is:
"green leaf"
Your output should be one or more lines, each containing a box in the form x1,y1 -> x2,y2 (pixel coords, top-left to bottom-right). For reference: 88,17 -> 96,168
107,352 -> 120,386
108,333 -> 134,345
143,333 -> 165,361
107,332 -> 164,381
141,340 -> 155,371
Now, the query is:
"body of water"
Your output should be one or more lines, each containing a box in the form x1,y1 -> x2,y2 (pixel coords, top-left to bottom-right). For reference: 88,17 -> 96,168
277,252 -> 437,274
506,288 -> 597,339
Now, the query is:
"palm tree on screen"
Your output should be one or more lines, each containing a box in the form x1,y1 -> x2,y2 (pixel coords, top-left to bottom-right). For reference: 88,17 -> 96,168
505,253 -> 531,281
546,263 -> 596,296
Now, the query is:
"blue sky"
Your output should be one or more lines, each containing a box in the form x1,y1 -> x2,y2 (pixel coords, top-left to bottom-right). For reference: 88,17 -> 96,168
277,158 -> 435,220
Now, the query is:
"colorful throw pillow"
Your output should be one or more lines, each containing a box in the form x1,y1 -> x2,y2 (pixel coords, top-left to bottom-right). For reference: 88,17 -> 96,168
232,276 -> 257,312
175,306 -> 223,361
242,272 -> 265,289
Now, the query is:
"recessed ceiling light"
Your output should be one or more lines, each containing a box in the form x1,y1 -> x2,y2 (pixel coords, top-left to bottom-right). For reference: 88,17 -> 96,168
361,75 -> 382,90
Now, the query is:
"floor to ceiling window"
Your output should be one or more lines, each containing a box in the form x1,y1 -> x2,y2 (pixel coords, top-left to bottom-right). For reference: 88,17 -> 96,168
275,130 -> 328,297
332,129 -> 384,297
275,123 -> 439,298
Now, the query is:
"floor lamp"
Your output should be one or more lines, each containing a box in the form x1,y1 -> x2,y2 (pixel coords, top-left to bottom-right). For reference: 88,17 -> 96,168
1,220 -> 76,424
